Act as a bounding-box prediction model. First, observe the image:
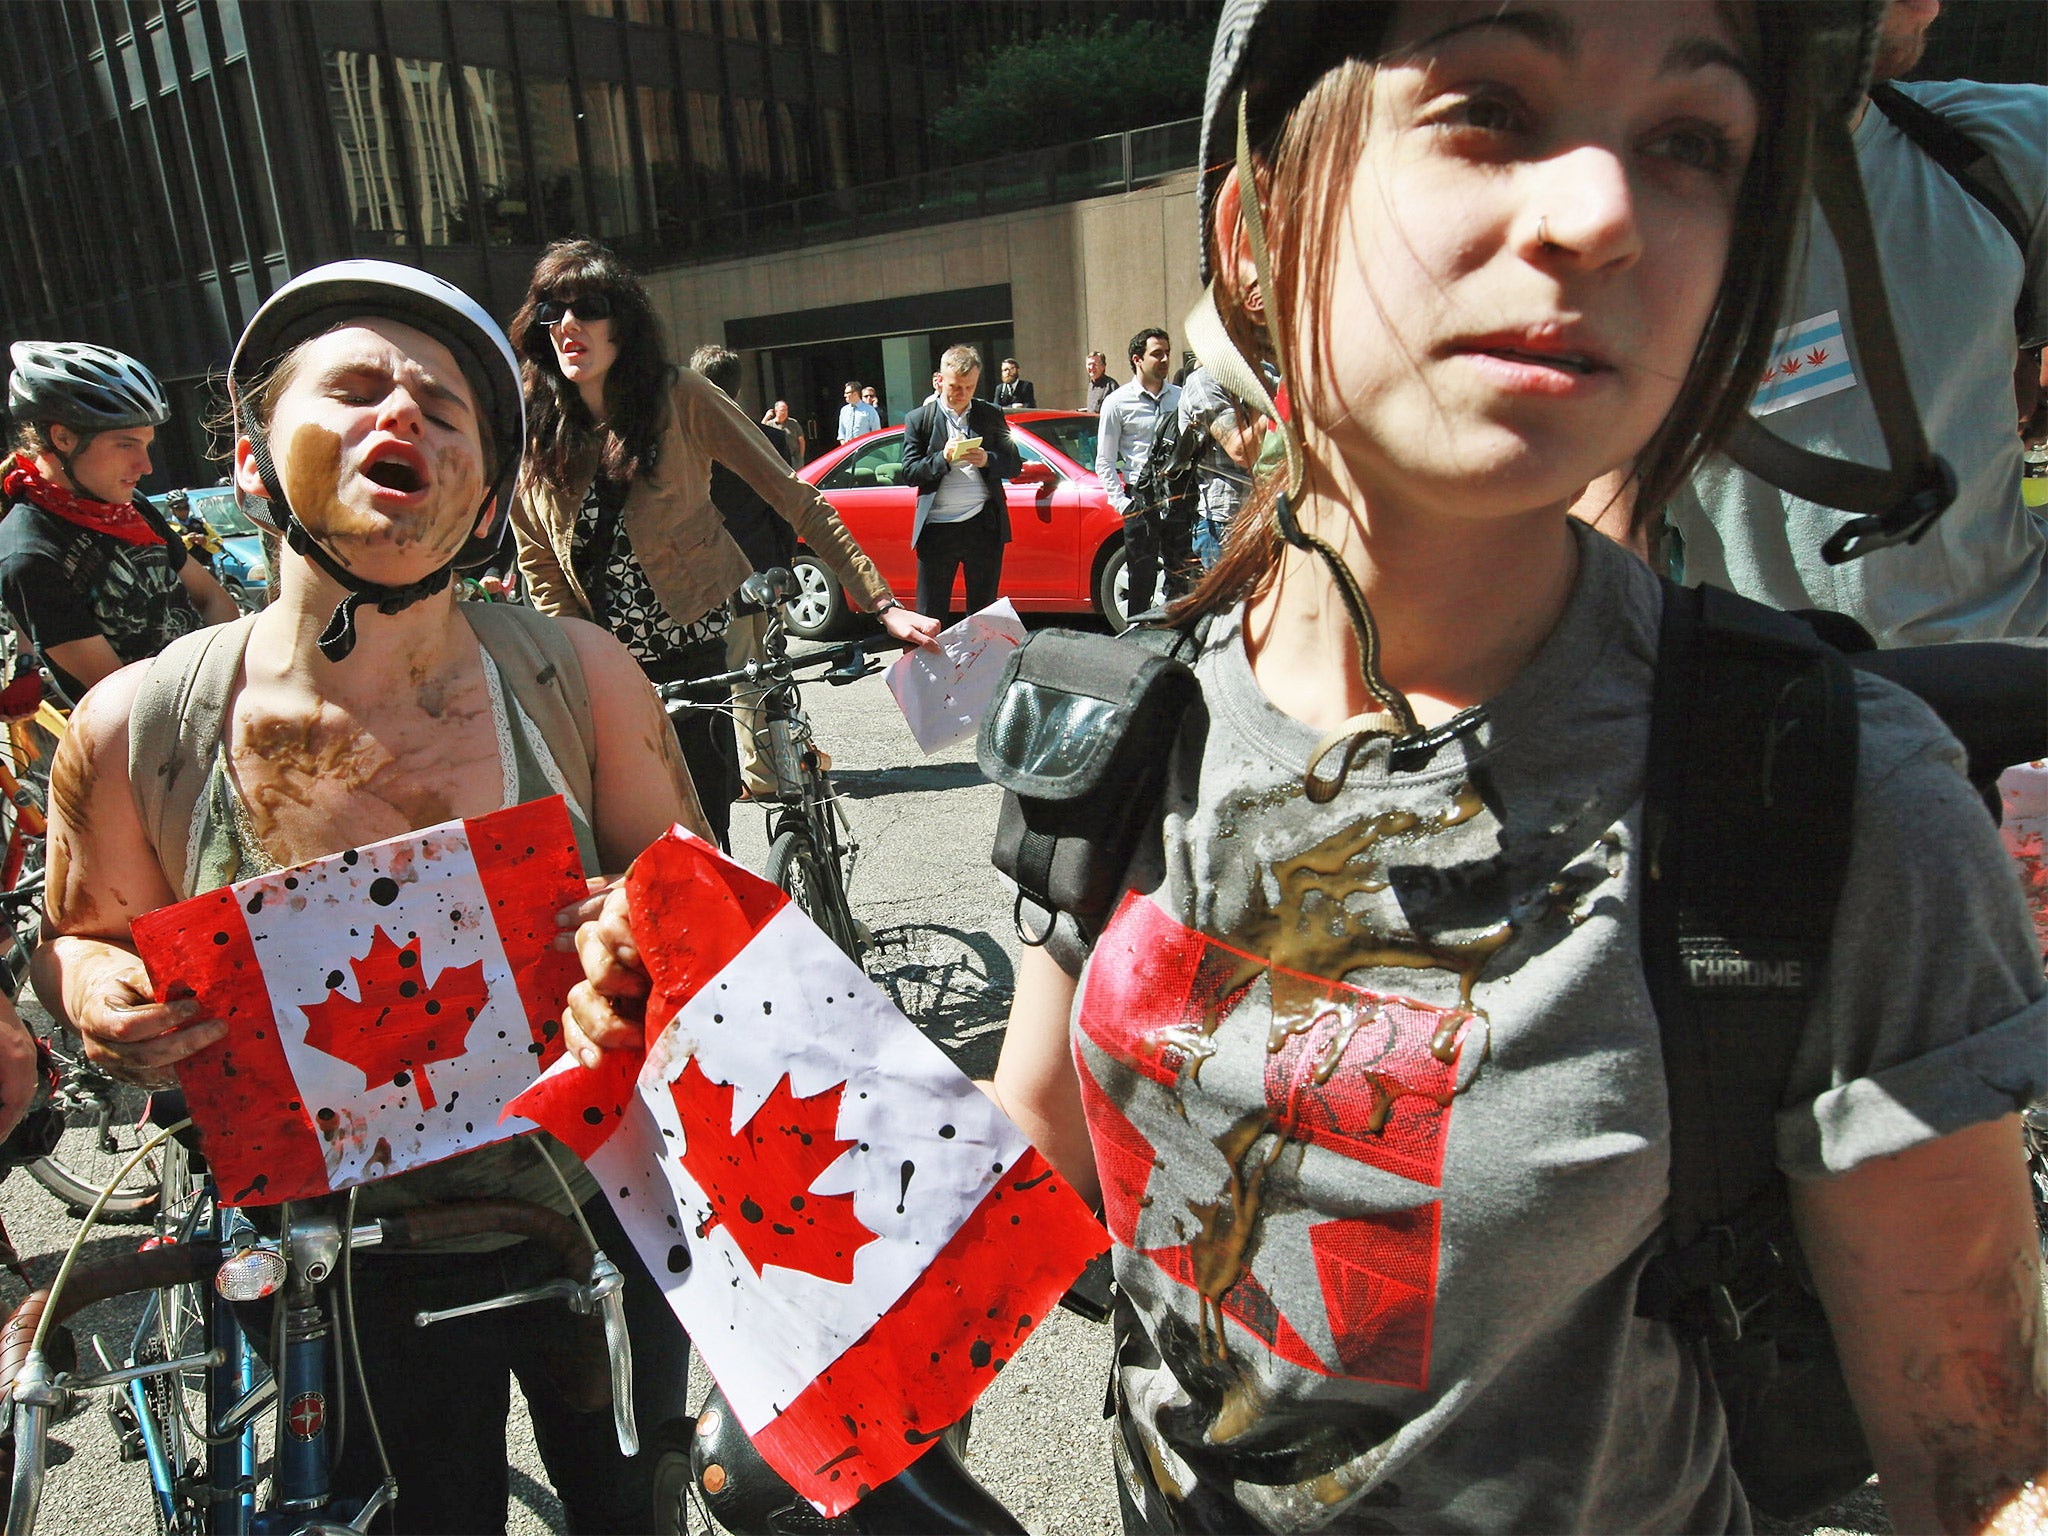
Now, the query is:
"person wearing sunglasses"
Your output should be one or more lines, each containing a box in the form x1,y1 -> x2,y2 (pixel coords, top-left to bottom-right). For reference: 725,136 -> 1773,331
507,240 -> 940,849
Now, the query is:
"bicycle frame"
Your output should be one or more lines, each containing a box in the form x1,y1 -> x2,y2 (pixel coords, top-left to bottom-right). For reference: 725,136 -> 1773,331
5,1194 -> 634,1536
124,1187 -> 261,1534
659,591 -> 882,963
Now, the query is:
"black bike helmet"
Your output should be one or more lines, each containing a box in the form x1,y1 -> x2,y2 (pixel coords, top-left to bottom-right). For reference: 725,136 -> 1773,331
7,341 -> 170,434
226,259 -> 525,661
1191,0 -> 1946,566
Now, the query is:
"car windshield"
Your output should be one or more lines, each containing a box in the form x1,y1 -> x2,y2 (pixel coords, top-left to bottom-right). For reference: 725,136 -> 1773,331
188,489 -> 258,537
1025,418 -> 1098,474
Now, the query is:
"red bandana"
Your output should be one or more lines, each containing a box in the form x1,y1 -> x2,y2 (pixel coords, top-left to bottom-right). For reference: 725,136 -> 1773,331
2,450 -> 165,547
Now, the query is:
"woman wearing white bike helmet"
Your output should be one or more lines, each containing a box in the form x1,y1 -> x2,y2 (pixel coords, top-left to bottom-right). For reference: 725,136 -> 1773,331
34,260 -> 703,1532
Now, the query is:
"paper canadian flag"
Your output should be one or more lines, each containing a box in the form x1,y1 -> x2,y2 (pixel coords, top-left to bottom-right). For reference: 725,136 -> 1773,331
509,829 -> 1106,1516
131,797 -> 587,1206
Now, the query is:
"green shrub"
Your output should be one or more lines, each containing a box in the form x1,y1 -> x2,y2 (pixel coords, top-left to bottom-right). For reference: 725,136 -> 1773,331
930,18 -> 1208,159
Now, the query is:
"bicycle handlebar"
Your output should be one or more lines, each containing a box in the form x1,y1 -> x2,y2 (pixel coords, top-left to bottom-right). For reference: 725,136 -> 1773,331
1,1198 -> 634,1533
374,1200 -> 594,1279
2,1240 -> 223,1536
658,634 -> 890,705
0,1240 -> 223,1405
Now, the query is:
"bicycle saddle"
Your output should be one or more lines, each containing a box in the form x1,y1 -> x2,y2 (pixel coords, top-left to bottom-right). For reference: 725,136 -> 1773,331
741,568 -> 801,610
690,1382 -> 1024,1535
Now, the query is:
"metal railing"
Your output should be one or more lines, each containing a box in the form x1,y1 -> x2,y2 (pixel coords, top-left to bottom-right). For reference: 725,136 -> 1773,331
618,117 -> 1201,269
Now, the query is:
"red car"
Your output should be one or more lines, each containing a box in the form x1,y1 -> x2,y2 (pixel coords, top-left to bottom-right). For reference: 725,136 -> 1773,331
788,410 -> 1136,637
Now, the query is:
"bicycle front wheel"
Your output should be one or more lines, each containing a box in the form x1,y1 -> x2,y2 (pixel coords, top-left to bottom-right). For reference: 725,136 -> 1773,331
26,1033 -> 161,1221
765,827 -> 861,964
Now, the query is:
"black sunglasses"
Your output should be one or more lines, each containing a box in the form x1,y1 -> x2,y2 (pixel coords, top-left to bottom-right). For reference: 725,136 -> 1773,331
534,294 -> 614,326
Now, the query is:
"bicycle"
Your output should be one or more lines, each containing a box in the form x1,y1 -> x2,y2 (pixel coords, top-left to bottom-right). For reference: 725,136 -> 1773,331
657,569 -> 886,967
0,1117 -> 639,1536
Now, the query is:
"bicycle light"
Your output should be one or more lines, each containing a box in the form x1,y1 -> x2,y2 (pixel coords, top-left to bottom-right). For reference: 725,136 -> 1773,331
214,1246 -> 286,1301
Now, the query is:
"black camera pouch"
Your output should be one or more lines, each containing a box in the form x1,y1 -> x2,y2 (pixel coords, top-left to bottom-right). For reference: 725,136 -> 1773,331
977,624 -> 1201,944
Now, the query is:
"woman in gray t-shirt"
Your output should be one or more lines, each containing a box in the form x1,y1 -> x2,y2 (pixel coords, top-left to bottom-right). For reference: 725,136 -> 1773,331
973,5 -> 2048,1533
564,5 -> 2048,1530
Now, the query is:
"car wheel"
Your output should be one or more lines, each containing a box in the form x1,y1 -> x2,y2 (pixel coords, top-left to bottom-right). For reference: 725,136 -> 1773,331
1095,541 -> 1134,633
784,553 -> 850,639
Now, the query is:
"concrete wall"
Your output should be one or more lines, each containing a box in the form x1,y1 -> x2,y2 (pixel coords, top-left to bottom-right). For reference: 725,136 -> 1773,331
640,170 -> 1202,416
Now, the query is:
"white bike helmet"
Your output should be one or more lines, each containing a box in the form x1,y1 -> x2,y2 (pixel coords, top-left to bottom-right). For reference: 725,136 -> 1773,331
226,260 -> 525,660
8,341 -> 170,434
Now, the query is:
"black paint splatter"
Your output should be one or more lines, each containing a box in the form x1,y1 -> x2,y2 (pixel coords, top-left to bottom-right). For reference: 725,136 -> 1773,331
369,877 -> 400,905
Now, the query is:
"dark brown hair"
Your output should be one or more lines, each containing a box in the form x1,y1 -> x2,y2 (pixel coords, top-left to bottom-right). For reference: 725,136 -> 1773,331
1176,6 -> 1817,623
511,239 -> 669,494
690,344 -> 743,398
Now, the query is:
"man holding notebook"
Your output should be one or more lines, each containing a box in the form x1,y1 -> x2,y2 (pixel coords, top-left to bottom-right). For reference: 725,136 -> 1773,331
900,344 -> 1022,622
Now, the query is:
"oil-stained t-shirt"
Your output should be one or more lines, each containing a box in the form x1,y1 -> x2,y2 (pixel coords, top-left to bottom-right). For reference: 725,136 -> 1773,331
1070,523 -> 2047,1533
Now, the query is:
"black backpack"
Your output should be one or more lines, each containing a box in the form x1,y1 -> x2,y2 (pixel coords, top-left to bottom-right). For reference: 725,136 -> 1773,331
1125,410 -> 1208,537
978,585 -> 2047,1520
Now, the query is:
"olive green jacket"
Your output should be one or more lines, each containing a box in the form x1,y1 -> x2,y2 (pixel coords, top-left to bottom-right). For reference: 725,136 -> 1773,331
509,367 -> 892,627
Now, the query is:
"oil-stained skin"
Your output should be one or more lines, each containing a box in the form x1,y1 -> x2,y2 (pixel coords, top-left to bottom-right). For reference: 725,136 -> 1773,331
284,422 -> 482,563
1902,1247 -> 2048,1532
45,722 -> 110,933
230,668 -> 499,868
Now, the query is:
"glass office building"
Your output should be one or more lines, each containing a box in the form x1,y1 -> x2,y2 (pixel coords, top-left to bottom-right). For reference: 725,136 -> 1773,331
0,0 -> 1206,486
0,0 -> 2039,488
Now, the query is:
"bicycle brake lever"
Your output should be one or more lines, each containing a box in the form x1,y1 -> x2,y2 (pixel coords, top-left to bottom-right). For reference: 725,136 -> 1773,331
823,649 -> 877,686
411,1277 -> 581,1329
5,1352 -> 64,1536
572,1250 -> 637,1458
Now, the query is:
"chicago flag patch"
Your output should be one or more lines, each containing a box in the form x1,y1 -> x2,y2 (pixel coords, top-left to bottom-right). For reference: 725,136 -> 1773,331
1750,310 -> 1857,416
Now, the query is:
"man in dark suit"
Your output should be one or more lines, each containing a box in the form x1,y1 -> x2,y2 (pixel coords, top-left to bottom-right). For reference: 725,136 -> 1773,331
994,358 -> 1036,411
901,344 -> 1022,620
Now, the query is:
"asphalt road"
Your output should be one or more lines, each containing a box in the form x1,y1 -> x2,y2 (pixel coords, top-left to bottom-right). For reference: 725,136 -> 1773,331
0,621 -> 1906,1536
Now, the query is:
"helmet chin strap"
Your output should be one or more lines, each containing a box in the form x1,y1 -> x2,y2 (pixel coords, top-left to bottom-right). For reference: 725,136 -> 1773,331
246,422 -> 460,663
1226,91 -> 1420,802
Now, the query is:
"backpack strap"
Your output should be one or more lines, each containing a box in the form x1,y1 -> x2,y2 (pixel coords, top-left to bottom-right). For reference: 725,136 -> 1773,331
1641,581 -> 1881,1515
457,602 -> 597,815
1638,581 -> 1858,1323
1868,82 -> 2037,343
127,614 -> 261,898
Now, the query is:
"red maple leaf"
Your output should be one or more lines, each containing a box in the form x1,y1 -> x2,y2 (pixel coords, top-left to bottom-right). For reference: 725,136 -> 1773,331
668,1057 -> 877,1284
299,927 -> 490,1112
1806,346 -> 1830,366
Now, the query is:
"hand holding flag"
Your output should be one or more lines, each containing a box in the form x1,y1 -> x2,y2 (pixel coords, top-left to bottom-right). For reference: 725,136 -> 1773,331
511,829 -> 1106,1516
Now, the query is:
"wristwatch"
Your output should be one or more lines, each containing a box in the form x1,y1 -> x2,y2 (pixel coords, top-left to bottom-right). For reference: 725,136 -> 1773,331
873,597 -> 900,616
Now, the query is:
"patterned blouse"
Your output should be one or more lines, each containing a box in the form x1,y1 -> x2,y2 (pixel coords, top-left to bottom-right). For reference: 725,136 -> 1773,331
572,472 -> 729,667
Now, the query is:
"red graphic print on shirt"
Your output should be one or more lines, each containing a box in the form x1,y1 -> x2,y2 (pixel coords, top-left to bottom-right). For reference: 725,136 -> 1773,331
1078,892 -> 1465,1389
